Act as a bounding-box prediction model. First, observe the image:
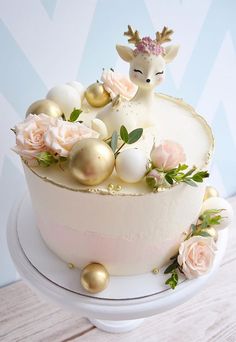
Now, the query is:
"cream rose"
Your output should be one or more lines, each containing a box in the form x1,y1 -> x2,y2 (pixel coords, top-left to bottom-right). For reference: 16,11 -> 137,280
44,120 -> 99,157
101,69 -> 137,100
178,236 -> 217,279
13,114 -> 56,159
151,140 -> 186,171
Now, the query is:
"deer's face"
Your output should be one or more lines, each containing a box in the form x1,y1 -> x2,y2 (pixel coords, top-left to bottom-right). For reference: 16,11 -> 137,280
116,44 -> 179,90
129,53 -> 165,90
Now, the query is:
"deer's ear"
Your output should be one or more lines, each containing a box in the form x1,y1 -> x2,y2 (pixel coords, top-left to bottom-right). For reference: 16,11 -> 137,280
116,45 -> 134,62
163,45 -> 179,64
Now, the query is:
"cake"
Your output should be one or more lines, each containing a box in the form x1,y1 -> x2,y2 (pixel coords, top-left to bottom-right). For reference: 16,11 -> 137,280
12,26 -> 233,292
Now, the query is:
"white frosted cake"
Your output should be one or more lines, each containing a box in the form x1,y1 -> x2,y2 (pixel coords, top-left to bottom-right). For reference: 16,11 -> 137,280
13,26 -> 232,292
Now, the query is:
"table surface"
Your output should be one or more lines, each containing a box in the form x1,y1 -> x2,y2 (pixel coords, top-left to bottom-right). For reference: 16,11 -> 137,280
1,197 -> 236,342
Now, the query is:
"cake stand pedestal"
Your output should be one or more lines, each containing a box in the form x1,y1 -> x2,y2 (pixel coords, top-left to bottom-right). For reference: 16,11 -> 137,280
7,194 -> 229,334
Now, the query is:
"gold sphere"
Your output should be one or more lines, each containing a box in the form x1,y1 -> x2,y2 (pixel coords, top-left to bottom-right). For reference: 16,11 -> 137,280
69,138 -> 115,186
80,263 -> 109,293
26,99 -> 62,118
202,227 -> 218,241
203,186 -> 219,202
85,83 -> 111,108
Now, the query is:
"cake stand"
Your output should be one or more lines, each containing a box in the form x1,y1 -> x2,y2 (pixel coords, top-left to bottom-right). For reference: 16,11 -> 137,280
7,193 -> 229,334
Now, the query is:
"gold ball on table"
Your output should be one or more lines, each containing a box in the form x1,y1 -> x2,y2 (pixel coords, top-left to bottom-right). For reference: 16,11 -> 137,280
26,99 -> 62,118
85,82 -> 111,107
80,263 -> 110,293
69,138 -> 115,186
203,186 -> 219,202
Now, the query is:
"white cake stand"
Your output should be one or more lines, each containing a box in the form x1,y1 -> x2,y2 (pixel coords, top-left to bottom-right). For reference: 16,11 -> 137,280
7,193 -> 228,334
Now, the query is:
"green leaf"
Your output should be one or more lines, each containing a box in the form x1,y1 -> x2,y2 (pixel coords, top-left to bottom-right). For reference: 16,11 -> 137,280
178,164 -> 188,171
197,231 -> 212,237
192,174 -> 204,182
201,209 -> 223,216
120,125 -> 129,143
184,167 -> 197,177
165,270 -> 179,290
36,152 -> 58,167
110,131 -> 118,153
164,260 -> 178,274
127,128 -> 143,144
69,108 -> 83,122
183,179 -> 198,187
165,174 -> 174,185
190,224 -> 197,232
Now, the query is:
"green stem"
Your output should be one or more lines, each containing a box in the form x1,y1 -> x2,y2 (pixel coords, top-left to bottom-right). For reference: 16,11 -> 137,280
114,142 -> 126,157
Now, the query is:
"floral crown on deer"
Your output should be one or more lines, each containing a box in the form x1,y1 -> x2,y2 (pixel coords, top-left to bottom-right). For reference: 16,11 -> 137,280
124,25 -> 174,56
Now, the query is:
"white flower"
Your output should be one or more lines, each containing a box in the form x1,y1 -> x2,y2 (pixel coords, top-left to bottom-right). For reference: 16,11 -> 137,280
13,114 -> 56,159
44,120 -> 99,157
178,236 -> 217,279
101,69 -> 137,100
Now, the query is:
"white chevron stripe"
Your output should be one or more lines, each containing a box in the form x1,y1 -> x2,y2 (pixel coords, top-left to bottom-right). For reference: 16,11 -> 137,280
0,0 -> 97,88
145,0 -> 213,88
0,94 -> 24,174
197,32 -> 236,145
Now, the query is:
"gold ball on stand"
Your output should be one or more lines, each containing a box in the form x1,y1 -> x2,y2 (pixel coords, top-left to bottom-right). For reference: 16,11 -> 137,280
69,138 -> 115,186
26,99 -> 62,118
203,186 -> 219,202
80,263 -> 110,293
85,83 -> 111,107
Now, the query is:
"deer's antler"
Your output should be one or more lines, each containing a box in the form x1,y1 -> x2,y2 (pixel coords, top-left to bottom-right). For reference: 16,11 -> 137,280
124,25 -> 141,45
156,26 -> 173,44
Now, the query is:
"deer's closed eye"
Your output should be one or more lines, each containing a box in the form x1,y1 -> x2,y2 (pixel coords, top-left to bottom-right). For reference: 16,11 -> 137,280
134,69 -> 143,74
155,71 -> 164,75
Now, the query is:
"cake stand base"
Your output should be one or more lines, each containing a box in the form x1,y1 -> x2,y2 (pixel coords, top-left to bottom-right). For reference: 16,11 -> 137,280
89,318 -> 144,333
7,193 -> 229,334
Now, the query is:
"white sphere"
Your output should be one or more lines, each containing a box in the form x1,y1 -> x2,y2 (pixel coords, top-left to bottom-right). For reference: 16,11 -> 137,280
67,81 -> 84,98
115,149 -> 148,183
47,84 -> 81,119
201,197 -> 234,230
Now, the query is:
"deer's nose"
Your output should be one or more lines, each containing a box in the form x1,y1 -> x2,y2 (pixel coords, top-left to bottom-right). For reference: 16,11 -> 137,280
146,78 -> 151,83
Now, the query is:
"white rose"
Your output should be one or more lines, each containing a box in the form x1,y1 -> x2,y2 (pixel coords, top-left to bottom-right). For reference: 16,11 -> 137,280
44,120 -> 99,157
101,69 -> 137,100
178,236 -> 217,279
13,114 -> 56,159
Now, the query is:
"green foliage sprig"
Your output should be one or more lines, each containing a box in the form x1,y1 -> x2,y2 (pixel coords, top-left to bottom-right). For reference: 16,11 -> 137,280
36,152 -> 67,167
146,164 -> 209,191
164,164 -> 209,187
107,125 -> 143,156
163,208 -> 223,290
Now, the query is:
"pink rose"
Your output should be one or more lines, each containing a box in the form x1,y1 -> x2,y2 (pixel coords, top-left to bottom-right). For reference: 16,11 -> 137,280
178,236 -> 217,279
44,120 -> 99,157
101,69 -> 137,100
13,114 -> 56,159
150,140 -> 186,170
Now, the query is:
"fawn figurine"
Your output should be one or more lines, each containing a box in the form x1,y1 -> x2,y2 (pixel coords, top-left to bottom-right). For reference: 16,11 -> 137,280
97,26 -> 179,136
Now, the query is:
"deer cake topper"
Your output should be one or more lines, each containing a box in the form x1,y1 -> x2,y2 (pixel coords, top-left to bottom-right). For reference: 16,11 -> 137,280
97,25 -> 179,135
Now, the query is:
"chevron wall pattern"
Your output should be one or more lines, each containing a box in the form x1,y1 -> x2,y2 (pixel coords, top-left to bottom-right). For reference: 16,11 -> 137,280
0,0 -> 235,286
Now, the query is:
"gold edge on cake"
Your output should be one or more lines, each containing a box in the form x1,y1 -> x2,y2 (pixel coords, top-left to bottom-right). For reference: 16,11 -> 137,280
23,158 -> 180,196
